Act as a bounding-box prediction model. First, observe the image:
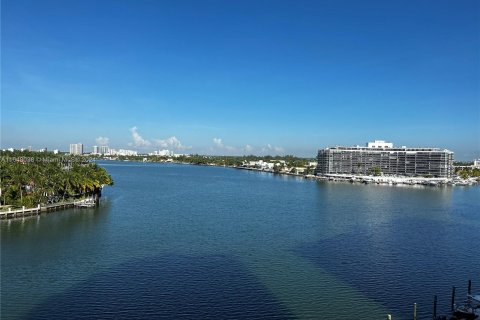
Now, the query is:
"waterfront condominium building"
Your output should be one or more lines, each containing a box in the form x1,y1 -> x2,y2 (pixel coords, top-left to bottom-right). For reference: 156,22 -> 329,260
99,146 -> 110,155
69,143 -> 83,155
315,140 -> 454,178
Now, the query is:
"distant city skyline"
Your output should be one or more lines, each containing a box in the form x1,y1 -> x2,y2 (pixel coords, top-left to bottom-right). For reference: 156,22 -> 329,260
1,0 -> 479,160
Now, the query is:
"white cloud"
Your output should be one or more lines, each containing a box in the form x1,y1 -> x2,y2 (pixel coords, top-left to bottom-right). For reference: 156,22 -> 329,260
154,136 -> 191,150
129,126 -> 151,147
213,138 -> 224,148
128,127 -> 191,150
95,136 -> 109,146
213,138 -> 235,151
262,144 -> 285,154
213,139 -> 283,155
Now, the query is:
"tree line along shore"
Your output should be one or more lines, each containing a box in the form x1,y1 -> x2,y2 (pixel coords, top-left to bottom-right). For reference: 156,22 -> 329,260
94,153 -> 318,175
88,152 -> 480,181
0,151 -> 113,209
92,153 -> 479,178
1,150 -> 478,212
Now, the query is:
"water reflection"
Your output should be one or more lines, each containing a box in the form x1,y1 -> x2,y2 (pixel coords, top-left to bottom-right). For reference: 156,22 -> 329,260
1,199 -> 112,237
315,181 -> 456,236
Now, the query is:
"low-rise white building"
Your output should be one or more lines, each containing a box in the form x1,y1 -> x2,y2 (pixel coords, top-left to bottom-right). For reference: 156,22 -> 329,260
474,159 -> 480,168
173,153 -> 188,158
109,149 -> 138,156
295,167 -> 306,174
245,160 -> 274,170
161,150 -> 173,156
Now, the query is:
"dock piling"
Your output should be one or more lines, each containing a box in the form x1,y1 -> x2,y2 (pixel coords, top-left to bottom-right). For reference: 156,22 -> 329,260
468,280 -> 472,295
433,295 -> 437,319
414,302 -> 417,320
451,286 -> 456,312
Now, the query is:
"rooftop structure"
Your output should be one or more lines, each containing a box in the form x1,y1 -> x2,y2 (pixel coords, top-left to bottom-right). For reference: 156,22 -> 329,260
367,140 -> 393,149
315,141 -> 454,178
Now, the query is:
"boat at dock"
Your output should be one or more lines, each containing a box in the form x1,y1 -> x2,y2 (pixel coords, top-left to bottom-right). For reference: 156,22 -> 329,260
74,198 -> 96,208
452,304 -> 479,320
452,289 -> 480,319
430,281 -> 480,320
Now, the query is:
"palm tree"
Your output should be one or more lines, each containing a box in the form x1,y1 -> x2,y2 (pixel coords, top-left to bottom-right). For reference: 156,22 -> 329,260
0,151 -> 114,206
11,163 -> 28,206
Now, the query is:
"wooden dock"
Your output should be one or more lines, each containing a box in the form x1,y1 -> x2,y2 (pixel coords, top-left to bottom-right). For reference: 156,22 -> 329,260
0,200 -> 95,220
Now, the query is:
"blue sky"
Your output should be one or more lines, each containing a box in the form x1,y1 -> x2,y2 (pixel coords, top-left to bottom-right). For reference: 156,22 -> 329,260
1,0 -> 479,159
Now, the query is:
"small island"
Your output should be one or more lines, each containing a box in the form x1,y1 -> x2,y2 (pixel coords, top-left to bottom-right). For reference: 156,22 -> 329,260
0,151 -> 113,218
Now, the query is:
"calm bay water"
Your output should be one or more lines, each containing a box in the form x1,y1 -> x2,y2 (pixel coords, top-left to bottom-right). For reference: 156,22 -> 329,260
2,161 -> 479,319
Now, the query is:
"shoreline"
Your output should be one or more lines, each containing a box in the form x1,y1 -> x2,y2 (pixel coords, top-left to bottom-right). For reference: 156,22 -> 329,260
309,173 -> 477,187
0,197 -> 99,220
4,162 -> 476,221
234,166 -> 477,186
99,159 -> 479,187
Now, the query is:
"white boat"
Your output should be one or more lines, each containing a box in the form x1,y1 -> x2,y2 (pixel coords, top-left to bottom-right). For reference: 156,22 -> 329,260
74,198 -> 96,208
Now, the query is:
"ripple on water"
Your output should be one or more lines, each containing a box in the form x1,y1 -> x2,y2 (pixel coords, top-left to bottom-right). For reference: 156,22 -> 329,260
297,218 -> 480,320
27,254 -> 294,320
